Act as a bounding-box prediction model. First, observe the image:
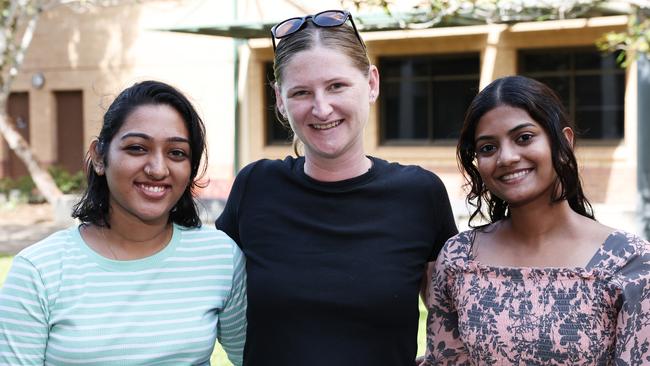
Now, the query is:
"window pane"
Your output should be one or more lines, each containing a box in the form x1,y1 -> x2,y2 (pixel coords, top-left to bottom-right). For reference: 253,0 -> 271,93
575,74 -> 625,139
379,53 -> 480,144
574,50 -> 618,71
432,80 -> 477,139
382,80 -> 429,140
520,52 -> 570,73
534,76 -> 571,112
519,48 -> 624,140
381,58 -> 430,80
431,56 -> 480,76
265,62 -> 292,144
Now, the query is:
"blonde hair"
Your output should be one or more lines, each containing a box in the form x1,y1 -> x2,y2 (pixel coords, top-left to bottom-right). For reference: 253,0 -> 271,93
272,21 -> 370,154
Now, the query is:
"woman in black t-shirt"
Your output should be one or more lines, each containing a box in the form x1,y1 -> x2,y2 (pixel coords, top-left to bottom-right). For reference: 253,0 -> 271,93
216,10 -> 458,366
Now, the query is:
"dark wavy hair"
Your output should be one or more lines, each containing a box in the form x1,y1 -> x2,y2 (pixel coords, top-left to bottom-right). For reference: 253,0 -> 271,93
72,80 -> 207,228
457,75 -> 594,227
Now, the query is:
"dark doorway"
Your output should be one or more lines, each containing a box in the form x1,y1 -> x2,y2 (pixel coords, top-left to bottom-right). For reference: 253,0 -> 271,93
55,91 -> 84,174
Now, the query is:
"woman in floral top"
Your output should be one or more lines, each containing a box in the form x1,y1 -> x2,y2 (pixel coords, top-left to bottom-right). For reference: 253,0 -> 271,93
425,75 -> 650,365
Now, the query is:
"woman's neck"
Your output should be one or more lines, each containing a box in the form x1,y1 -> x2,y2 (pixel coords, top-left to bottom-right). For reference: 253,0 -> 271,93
83,210 -> 173,260
303,152 -> 372,182
475,200 -> 609,268
506,200 -> 578,248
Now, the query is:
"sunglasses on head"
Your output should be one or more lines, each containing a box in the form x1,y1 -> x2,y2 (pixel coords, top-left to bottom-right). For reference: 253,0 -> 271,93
270,10 -> 365,51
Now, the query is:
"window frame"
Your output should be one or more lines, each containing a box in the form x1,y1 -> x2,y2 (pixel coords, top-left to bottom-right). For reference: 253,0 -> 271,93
378,52 -> 481,146
263,61 -> 293,146
518,46 -> 626,142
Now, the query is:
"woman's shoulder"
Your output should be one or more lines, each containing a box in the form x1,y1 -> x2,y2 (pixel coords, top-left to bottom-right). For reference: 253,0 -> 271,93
240,156 -> 299,173
233,156 -> 300,185
438,229 -> 476,264
373,157 -> 446,188
177,225 -> 236,243
16,226 -> 77,264
597,229 -> 650,270
176,225 -> 241,254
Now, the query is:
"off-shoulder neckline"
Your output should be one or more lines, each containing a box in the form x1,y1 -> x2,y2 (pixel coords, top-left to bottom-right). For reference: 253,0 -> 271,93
463,229 -> 622,273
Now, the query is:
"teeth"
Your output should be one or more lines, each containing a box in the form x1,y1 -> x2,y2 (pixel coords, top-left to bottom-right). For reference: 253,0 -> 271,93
501,170 -> 530,181
140,184 -> 165,193
311,120 -> 342,130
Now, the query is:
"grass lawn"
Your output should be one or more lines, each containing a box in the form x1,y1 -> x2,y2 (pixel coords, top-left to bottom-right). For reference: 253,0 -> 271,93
0,257 -> 427,365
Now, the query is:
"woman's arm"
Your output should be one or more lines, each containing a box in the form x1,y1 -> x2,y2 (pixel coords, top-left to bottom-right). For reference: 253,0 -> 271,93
0,256 -> 49,365
217,243 -> 248,366
424,252 -> 469,366
614,239 -> 650,364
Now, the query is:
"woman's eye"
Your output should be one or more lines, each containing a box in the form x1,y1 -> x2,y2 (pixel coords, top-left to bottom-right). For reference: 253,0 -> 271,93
291,90 -> 308,97
477,144 -> 496,155
517,133 -> 534,143
329,83 -> 344,91
169,150 -> 188,159
125,145 -> 146,153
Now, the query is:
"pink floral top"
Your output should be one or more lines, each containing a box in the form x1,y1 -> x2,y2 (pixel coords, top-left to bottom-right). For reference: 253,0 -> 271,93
425,229 -> 650,365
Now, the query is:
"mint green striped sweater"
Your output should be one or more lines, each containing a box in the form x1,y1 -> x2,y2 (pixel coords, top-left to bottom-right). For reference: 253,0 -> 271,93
0,224 -> 246,365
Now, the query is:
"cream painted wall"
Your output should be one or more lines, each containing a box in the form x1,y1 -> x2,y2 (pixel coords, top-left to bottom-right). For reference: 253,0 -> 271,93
8,0 -> 237,198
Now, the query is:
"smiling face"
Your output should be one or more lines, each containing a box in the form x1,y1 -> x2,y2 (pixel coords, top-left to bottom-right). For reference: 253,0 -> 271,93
474,105 -> 567,209
275,45 -> 379,163
95,104 -> 191,226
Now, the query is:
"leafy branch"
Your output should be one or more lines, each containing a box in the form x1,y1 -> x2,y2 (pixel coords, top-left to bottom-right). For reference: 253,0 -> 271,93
343,0 -> 650,63
597,6 -> 650,66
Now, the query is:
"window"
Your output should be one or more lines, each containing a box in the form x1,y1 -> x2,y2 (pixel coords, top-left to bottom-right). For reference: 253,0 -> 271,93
519,48 -> 625,139
264,62 -> 292,145
379,53 -> 480,144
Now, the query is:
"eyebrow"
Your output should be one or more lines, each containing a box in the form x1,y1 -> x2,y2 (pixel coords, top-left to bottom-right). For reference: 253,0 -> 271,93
120,132 -> 190,144
475,122 -> 536,142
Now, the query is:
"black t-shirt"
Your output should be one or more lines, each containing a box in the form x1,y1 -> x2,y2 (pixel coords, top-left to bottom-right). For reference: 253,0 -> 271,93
216,156 -> 458,366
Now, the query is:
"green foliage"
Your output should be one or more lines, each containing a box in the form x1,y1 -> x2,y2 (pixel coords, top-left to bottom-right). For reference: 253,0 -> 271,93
0,177 -> 12,194
14,175 -> 35,198
47,166 -> 86,194
597,11 -> 650,67
0,175 -> 36,201
346,0 -> 649,65
344,0 -> 609,25
0,166 -> 84,202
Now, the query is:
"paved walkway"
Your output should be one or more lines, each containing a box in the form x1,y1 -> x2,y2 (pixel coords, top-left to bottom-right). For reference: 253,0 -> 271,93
0,203 -> 68,256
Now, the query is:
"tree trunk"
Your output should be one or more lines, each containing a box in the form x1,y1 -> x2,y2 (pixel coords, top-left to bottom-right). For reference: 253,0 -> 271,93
0,112 -> 62,203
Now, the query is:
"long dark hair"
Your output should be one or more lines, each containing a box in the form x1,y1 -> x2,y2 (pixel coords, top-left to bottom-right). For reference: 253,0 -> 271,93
72,80 -> 207,228
457,75 -> 594,227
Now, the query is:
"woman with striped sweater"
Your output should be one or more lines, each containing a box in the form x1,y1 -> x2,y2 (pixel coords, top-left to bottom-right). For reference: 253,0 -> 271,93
0,80 -> 246,365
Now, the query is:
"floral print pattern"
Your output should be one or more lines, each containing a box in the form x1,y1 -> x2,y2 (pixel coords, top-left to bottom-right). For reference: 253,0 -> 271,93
425,229 -> 650,365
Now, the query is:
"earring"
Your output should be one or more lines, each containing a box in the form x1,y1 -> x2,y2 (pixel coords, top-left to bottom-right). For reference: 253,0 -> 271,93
94,162 -> 104,176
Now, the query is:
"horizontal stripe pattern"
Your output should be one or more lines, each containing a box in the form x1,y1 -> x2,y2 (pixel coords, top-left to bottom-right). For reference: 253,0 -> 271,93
0,224 -> 246,366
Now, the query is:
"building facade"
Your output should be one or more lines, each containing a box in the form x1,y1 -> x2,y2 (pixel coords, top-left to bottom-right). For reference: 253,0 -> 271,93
2,0 -> 238,198
3,0 -> 642,233
229,2 -> 639,232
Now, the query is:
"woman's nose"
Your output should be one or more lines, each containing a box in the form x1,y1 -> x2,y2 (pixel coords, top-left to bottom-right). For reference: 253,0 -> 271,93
496,144 -> 521,167
311,92 -> 333,120
144,154 -> 169,179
